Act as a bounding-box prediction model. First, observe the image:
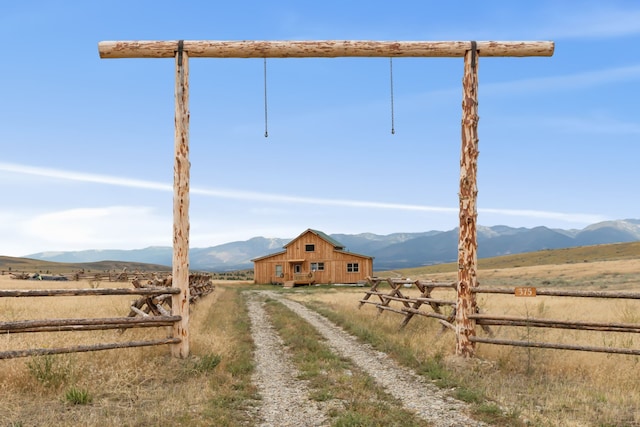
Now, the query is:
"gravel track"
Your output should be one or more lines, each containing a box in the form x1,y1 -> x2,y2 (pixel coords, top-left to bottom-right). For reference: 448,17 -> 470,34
247,293 -> 329,427
247,291 -> 488,427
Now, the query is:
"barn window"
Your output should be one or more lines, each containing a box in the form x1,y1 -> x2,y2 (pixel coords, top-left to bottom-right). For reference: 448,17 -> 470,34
310,262 -> 325,271
275,265 -> 283,277
305,244 -> 315,252
347,263 -> 359,273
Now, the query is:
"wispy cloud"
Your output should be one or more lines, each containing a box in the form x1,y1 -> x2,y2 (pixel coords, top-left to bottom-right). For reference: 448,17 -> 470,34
538,6 -> 640,40
483,64 -> 640,96
479,208 -> 604,225
397,63 -> 640,113
0,162 -> 603,224
412,4 -> 640,42
499,114 -> 640,136
25,206 -> 168,245
0,205 -> 171,255
0,163 -> 172,192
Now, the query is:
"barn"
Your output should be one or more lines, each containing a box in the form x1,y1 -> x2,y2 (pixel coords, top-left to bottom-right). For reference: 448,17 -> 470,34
252,229 -> 373,286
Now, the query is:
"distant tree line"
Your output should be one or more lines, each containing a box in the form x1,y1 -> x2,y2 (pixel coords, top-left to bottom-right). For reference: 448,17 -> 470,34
207,270 -> 253,281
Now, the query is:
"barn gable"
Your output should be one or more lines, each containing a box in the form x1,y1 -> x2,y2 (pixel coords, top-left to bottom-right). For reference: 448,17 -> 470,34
284,229 -> 345,250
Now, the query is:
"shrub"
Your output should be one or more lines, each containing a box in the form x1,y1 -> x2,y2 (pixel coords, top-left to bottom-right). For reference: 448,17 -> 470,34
192,353 -> 222,373
26,355 -> 70,388
64,386 -> 92,405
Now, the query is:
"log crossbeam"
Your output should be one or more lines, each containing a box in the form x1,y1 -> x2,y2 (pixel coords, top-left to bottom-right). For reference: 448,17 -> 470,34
98,40 -> 554,59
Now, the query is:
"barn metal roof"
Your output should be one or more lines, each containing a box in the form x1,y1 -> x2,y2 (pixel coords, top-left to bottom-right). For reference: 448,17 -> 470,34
284,228 -> 345,250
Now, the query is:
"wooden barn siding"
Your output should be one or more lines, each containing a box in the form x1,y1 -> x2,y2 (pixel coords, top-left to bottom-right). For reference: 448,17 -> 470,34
253,231 -> 372,284
253,256 -> 371,284
330,251 -> 373,284
285,232 -> 336,260
253,252 -> 288,284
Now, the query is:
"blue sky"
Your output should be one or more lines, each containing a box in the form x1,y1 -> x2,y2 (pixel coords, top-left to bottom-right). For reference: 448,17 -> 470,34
1,1 -> 639,256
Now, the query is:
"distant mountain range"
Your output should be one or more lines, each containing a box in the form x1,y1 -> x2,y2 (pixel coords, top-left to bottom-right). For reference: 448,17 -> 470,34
24,219 -> 640,272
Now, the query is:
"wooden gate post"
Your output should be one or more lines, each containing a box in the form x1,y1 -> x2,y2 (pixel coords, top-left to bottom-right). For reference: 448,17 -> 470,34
456,42 -> 480,357
171,42 -> 190,358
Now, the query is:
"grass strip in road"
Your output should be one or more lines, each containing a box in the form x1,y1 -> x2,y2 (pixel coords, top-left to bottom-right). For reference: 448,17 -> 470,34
301,298 -> 523,427
197,287 -> 258,426
264,297 -> 432,427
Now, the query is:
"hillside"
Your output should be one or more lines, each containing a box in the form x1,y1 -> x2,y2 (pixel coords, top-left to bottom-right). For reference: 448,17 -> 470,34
21,219 -> 640,272
384,241 -> 640,276
0,256 -> 171,275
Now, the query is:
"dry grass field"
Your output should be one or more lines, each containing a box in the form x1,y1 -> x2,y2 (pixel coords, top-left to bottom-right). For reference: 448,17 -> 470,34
0,243 -> 639,426
0,276 -> 257,426
288,250 -> 640,426
290,286 -> 640,426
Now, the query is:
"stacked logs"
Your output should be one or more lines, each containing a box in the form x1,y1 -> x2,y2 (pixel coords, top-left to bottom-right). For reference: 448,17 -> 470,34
127,273 -> 214,319
188,274 -> 216,302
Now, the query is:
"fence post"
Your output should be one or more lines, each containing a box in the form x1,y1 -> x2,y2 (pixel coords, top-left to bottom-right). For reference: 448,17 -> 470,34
456,42 -> 479,357
172,42 -> 190,358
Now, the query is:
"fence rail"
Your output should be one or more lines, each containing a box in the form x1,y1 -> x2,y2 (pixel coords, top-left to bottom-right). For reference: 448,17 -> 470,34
359,277 -> 456,329
469,314 -> 640,333
0,286 -> 183,360
473,287 -> 640,299
0,338 -> 181,360
359,277 -> 640,356
0,315 -> 182,334
0,287 -> 179,297
470,336 -> 640,356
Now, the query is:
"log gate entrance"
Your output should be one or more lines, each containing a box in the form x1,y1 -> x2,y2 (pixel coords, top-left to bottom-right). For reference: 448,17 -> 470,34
98,40 -> 554,358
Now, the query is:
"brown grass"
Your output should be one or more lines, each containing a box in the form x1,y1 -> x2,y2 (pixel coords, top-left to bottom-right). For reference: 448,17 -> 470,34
292,287 -> 640,425
288,254 -> 640,426
0,276 -> 256,426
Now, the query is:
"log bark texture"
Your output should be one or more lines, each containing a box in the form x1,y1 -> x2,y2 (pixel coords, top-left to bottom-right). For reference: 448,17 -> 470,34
0,338 -> 181,360
456,45 -> 480,357
470,314 -> 640,333
0,316 -> 181,333
172,48 -> 190,359
99,40 -> 554,59
473,288 -> 640,299
470,336 -> 640,356
0,287 -> 179,297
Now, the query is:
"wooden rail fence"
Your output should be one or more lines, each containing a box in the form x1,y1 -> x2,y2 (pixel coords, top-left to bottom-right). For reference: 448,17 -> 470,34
359,277 -> 457,329
470,287 -> 640,356
1,273 -> 214,360
359,277 -> 640,356
0,286 -> 181,360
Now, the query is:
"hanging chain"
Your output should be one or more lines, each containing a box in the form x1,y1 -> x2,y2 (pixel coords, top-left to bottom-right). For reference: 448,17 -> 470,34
263,58 -> 269,138
389,57 -> 395,135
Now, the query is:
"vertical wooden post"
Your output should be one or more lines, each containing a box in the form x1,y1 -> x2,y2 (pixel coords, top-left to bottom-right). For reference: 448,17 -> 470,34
456,43 -> 479,357
171,43 -> 190,358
